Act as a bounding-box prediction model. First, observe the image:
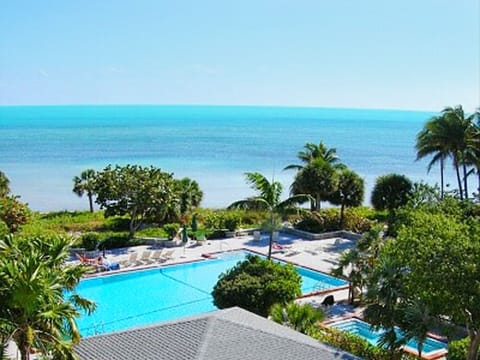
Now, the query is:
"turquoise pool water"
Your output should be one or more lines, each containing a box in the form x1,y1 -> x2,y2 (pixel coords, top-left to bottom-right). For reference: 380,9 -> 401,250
330,318 -> 447,355
75,250 -> 347,336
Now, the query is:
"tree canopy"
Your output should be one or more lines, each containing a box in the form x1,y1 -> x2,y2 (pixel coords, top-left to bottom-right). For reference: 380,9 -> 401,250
93,165 -> 178,235
211,254 -> 301,317
365,208 -> 480,359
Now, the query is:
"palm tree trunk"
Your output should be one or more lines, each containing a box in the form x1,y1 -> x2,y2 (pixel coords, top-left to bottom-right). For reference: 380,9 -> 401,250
267,231 -> 273,260
440,157 -> 444,199
88,192 -> 94,212
463,162 -> 469,199
315,194 -> 321,211
454,158 -> 463,200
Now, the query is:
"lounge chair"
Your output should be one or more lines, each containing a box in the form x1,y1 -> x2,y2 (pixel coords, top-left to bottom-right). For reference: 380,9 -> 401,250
160,249 -> 175,261
139,250 -> 153,265
76,253 -> 97,265
150,249 -> 166,263
253,231 -> 261,241
118,252 -> 138,267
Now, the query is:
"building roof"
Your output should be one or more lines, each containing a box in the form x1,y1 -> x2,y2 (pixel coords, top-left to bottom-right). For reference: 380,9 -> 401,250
75,307 -> 359,360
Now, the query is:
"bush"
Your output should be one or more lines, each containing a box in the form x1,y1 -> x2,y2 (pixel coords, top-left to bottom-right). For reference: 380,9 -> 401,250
314,326 -> 411,360
295,209 -> 373,233
136,226 -> 168,238
81,232 -> 100,251
224,212 -> 241,231
162,223 -> 180,239
100,233 -> 133,249
212,254 -> 301,317
448,337 -> 478,360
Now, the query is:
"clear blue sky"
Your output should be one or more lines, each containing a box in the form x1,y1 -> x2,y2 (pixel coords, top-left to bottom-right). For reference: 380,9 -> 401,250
0,0 -> 478,111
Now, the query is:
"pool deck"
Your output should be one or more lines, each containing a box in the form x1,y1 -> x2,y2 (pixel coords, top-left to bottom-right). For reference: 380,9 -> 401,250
79,232 -> 354,306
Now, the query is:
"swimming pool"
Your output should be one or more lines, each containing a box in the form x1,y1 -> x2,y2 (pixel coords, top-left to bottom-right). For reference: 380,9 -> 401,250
329,318 -> 447,358
75,250 -> 347,336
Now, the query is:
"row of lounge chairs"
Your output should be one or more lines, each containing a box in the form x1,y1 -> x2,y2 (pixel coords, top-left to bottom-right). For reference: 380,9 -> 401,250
118,249 -> 175,268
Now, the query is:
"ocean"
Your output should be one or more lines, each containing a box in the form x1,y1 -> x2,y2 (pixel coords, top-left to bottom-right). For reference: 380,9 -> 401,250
0,105 -> 442,212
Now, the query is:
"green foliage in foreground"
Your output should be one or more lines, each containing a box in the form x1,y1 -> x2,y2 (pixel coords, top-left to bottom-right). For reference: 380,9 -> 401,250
269,302 -> 324,335
313,326 -> 415,360
212,254 -> 302,317
448,337 -> 480,360
0,235 -> 95,360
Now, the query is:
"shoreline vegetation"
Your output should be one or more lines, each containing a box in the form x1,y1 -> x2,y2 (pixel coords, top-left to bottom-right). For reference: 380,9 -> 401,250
1,104 -> 480,360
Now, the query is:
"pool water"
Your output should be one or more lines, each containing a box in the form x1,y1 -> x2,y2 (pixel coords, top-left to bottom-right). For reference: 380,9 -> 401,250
330,318 -> 447,355
75,250 -> 347,336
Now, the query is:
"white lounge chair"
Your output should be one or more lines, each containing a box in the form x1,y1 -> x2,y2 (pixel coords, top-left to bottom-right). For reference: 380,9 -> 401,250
253,231 -> 261,241
119,252 -> 138,267
160,249 -> 175,261
150,249 -> 166,263
139,250 -> 153,265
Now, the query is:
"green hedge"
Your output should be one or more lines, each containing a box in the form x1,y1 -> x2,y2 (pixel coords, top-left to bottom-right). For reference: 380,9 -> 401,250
313,326 -> 415,360
296,208 -> 373,234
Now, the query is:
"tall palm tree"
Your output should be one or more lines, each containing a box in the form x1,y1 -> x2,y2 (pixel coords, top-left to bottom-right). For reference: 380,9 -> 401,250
0,235 -> 96,360
290,159 -> 337,211
229,172 -> 309,259
400,299 -> 434,359
416,116 -> 449,199
441,105 -> 477,199
72,169 -> 97,212
327,168 -> 364,227
284,141 -> 343,171
175,177 -> 203,216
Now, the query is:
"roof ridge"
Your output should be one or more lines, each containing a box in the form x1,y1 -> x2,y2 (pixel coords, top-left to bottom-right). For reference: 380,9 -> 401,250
196,315 -> 217,359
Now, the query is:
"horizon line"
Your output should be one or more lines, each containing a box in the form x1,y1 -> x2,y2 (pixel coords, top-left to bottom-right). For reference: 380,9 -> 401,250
0,102 -> 442,113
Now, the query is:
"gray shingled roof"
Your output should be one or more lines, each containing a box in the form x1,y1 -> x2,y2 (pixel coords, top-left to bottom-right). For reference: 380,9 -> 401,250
75,307 -> 359,360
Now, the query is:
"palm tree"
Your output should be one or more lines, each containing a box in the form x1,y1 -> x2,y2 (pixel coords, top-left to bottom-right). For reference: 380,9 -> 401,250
0,235 -> 95,360
364,254 -> 406,353
328,168 -> 364,227
399,299 -> 434,359
269,302 -> 324,335
284,141 -> 343,171
229,172 -> 309,259
72,169 -> 97,212
290,159 -> 337,210
441,105 -> 477,199
371,173 -> 412,231
416,116 -> 449,199
175,177 -> 203,216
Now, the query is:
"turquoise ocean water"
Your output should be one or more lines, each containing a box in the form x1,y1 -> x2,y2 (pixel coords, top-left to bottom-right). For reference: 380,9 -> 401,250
0,105 -> 443,212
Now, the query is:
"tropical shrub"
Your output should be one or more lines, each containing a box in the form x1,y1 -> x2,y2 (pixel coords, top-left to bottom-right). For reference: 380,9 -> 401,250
212,254 -> 302,317
295,209 -> 372,233
0,195 -> 30,232
448,337 -> 478,360
224,212 -> 241,231
314,326 -> 412,360
162,223 -> 180,239
0,235 -> 96,359
100,232 -> 138,249
81,232 -> 100,251
269,302 -> 324,335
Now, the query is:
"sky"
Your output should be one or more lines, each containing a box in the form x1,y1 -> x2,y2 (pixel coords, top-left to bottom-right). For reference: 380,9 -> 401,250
0,0 -> 479,111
